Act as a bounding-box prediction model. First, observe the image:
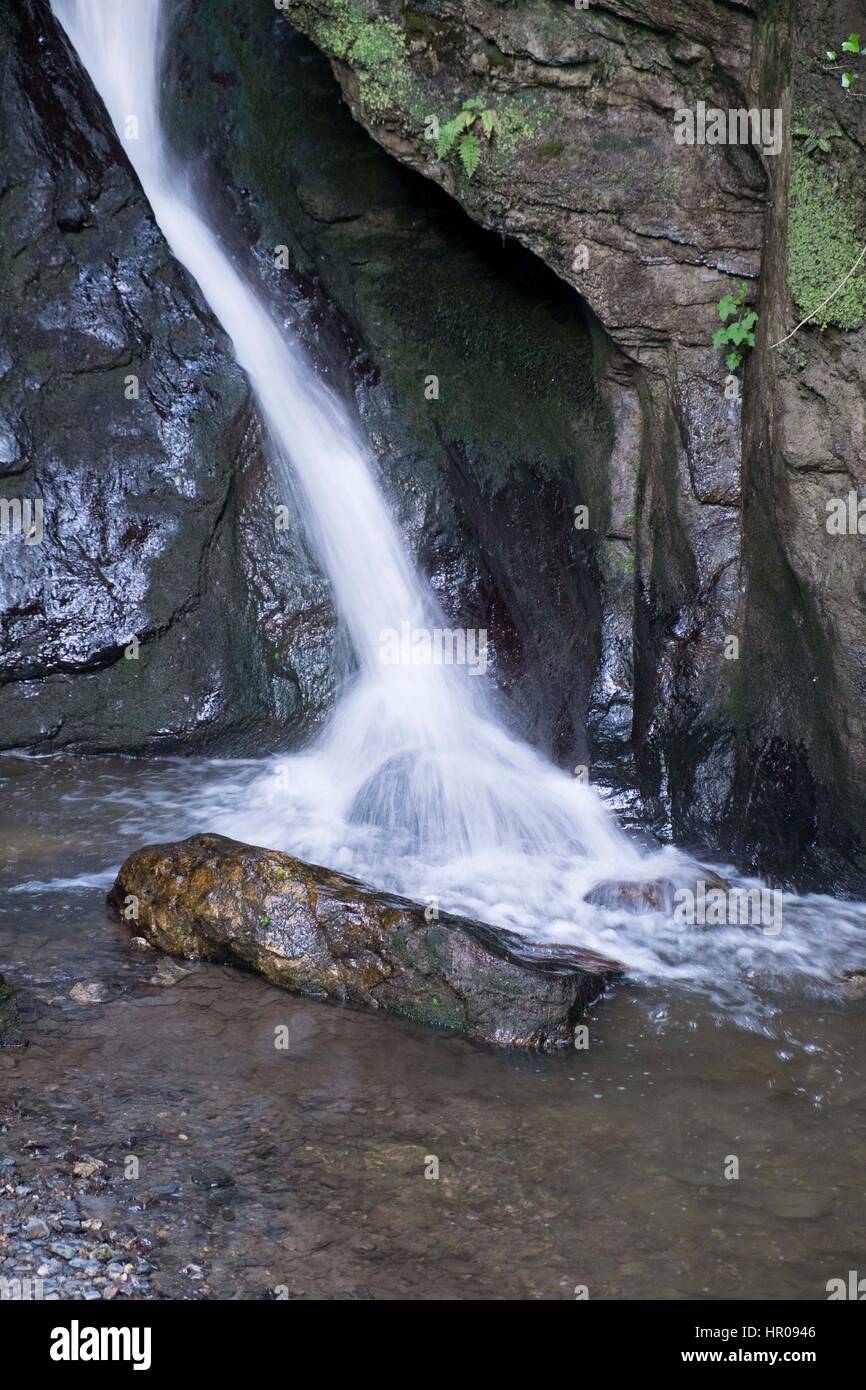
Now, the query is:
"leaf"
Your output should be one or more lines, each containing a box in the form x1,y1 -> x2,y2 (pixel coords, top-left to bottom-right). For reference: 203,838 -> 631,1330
480,108 -> 497,137
740,309 -> 758,332
826,49 -> 837,60
436,115 -> 470,157
463,96 -> 485,110
726,350 -> 742,370
435,119 -> 457,157
713,327 -> 730,349
718,293 -> 739,321
842,71 -> 855,87
842,33 -> 861,53
818,138 -> 830,152
742,330 -> 756,348
458,132 -> 482,177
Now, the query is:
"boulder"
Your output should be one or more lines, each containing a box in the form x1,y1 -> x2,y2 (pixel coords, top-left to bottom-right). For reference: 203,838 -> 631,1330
108,833 -> 623,1048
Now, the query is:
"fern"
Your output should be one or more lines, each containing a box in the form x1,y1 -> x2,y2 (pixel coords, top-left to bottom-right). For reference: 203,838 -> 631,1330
458,133 -> 482,177
434,97 -> 498,177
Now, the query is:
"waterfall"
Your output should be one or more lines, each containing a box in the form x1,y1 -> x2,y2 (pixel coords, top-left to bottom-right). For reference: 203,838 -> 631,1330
49,0 -> 866,1007
53,0 -> 640,849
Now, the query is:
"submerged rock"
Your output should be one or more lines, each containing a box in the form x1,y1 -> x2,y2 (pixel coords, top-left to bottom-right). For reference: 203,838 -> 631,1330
0,973 -> 27,1048
68,982 -> 113,1006
584,879 -> 676,914
109,833 -> 623,1049
584,869 -> 728,915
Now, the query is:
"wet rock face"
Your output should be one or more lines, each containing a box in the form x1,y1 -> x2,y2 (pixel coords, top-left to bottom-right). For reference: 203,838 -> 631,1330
0,0 -> 327,753
283,0 -> 866,890
281,0 -> 760,817
109,833 -> 623,1048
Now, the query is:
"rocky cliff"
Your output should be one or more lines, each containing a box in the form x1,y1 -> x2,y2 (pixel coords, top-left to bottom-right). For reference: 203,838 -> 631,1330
282,0 -> 866,890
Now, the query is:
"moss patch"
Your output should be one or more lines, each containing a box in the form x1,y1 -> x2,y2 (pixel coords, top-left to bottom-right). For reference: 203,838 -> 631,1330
287,0 -> 413,115
787,148 -> 866,331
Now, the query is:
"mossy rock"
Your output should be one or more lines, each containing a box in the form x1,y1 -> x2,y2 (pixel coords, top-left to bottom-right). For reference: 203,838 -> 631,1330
787,148 -> 866,332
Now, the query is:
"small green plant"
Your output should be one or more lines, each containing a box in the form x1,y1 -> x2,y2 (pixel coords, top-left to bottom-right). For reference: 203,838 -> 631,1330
823,32 -> 863,92
436,97 -> 500,177
713,284 -> 758,370
793,124 -> 843,155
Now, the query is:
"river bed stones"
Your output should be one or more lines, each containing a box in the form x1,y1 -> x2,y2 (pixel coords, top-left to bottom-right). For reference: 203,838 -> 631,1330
109,833 -> 623,1049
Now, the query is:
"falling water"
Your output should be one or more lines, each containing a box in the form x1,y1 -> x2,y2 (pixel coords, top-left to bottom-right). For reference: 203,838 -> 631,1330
52,0 -> 866,1010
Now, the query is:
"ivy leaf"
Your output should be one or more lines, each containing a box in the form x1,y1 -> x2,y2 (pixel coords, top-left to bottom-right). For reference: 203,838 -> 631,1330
713,327 -> 730,349
826,49 -> 838,60
718,293 -> 739,321
842,33 -> 861,53
842,71 -> 856,88
726,350 -> 742,370
740,310 -> 758,332
458,132 -> 482,177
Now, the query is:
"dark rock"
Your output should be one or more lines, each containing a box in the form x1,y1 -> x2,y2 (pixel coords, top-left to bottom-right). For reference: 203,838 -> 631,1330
191,1166 -> 235,1190
108,833 -> 624,1048
0,0 -> 329,754
0,973 -> 27,1048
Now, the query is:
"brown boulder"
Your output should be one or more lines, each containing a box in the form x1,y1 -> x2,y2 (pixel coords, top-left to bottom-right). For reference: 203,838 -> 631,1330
108,833 -> 624,1049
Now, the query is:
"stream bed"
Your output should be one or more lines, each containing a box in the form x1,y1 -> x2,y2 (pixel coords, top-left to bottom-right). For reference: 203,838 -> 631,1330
2,753 -> 865,1300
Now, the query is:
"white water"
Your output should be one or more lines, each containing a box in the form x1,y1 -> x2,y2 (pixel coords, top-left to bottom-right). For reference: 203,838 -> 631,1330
52,0 -> 866,1010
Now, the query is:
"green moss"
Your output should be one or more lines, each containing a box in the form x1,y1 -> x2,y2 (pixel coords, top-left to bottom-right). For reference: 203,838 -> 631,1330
654,163 -> 678,198
595,44 -> 617,84
787,148 -> 866,331
287,0 -> 412,115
